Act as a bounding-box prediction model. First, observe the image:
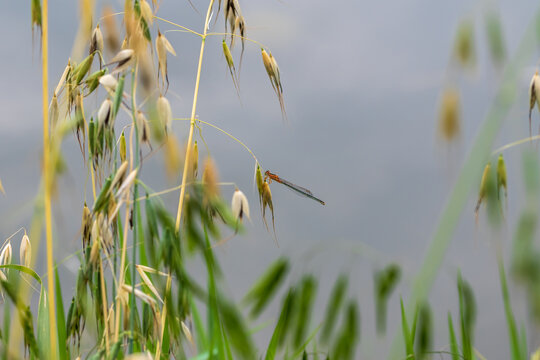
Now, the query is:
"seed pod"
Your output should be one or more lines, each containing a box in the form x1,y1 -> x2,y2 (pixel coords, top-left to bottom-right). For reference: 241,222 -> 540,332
98,98 -> 113,129
55,60 -> 72,96
49,93 -> 59,132
497,154 -> 507,199
20,234 -> 31,268
99,74 -> 118,94
119,132 -> 127,163
231,188 -> 250,221
438,88 -> 460,141
136,111 -> 150,144
90,24 -> 104,56
115,169 -> 138,199
140,0 -> 153,25
89,236 -> 101,268
156,31 -> 176,90
157,95 -> 172,133
85,69 -> 106,94
107,49 -> 135,74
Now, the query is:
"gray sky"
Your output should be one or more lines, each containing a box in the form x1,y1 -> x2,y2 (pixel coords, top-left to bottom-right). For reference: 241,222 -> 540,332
2,0 -> 540,358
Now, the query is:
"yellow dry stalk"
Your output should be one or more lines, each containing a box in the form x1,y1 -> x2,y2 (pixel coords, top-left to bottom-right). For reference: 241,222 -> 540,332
438,88 -> 460,141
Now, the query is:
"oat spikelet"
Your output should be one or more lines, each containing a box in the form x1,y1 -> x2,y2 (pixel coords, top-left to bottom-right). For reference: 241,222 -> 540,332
262,181 -> 277,244
261,49 -> 287,121
99,74 -> 118,94
164,137 -> 182,179
120,132 -> 127,163
49,93 -> 59,133
157,95 -> 172,133
0,242 -> 13,275
106,49 -> 135,74
438,88 -> 460,141
97,98 -> 113,129
475,162 -> 491,221
136,111 -> 150,145
202,157 -> 220,200
222,39 -> 240,95
156,30 -> 176,91
231,188 -> 250,221
81,203 -> 92,253
19,234 -> 31,268
140,0 -> 154,25
192,141 -> 199,179
255,163 -> 264,208
497,154 -> 507,201
90,24 -> 104,57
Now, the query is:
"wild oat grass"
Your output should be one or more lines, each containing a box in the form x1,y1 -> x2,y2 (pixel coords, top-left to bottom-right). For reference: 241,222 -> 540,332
8,1 -> 540,360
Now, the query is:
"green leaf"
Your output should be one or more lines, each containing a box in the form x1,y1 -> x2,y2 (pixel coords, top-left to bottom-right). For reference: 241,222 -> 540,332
320,274 -> 348,343
400,298 -> 414,359
448,313 -> 459,360
265,289 -> 295,360
55,267 -> 68,360
36,289 -> 50,360
0,264 -> 41,284
244,257 -> 289,318
294,276 -> 317,347
499,260 -> 522,360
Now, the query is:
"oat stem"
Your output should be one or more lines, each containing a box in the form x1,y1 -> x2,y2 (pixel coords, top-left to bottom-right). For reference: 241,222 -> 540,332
155,1 -> 215,359
41,0 -> 58,358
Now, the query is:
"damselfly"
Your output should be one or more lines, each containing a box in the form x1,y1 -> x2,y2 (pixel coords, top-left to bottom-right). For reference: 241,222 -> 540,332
264,170 -> 325,205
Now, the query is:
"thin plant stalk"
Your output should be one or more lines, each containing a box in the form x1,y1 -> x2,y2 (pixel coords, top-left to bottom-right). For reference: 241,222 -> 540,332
156,1 -> 215,359
41,0 -> 58,358
388,5 -> 540,358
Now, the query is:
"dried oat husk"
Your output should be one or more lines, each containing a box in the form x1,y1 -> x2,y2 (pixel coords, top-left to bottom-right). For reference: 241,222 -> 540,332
156,30 -> 176,91
81,203 -> 92,253
157,95 -> 172,133
497,154 -> 507,200
136,111 -> 151,145
49,93 -> 59,133
202,157 -> 220,200
530,71 -> 540,137
231,188 -> 250,221
164,137 -> 181,179
90,24 -> 104,57
261,49 -> 287,121
19,234 -> 31,268
107,49 -> 135,74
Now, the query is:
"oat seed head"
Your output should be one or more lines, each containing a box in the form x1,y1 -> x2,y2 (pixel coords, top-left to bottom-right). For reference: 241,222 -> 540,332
20,234 -> 31,268
232,188 -> 250,221
438,88 -> 460,141
90,24 -> 104,56
157,95 -> 172,132
98,98 -> 113,128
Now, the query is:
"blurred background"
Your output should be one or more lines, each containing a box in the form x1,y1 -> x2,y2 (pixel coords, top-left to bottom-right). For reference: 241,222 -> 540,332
2,0 -> 540,358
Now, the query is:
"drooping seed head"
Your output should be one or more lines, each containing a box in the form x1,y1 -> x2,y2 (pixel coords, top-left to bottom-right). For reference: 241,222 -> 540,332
0,242 -> 12,268
136,111 -> 150,144
82,203 -> 92,252
108,49 -> 135,74
89,236 -> 101,267
223,39 -> 234,67
156,31 -> 176,88
74,54 -> 95,84
202,157 -> 220,199
255,163 -> 263,205
140,0 -> 154,25
157,95 -> 172,132
20,234 -> 31,268
454,19 -> 475,68
90,24 -> 104,55
232,188 -> 250,221
261,49 -> 274,81
111,161 -> 129,190
85,69 -> 107,94
438,88 -> 461,141
99,74 -> 118,94
97,98 -> 113,128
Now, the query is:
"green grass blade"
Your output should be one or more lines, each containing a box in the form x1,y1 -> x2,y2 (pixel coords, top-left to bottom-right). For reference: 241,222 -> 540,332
294,276 -> 318,348
498,260 -> 522,360
37,288 -> 50,360
320,274 -> 348,344
244,257 -> 289,318
400,298 -> 414,358
292,323 -> 322,359
55,267 -> 68,360
448,313 -> 459,360
0,264 -> 41,284
265,289 -> 295,360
